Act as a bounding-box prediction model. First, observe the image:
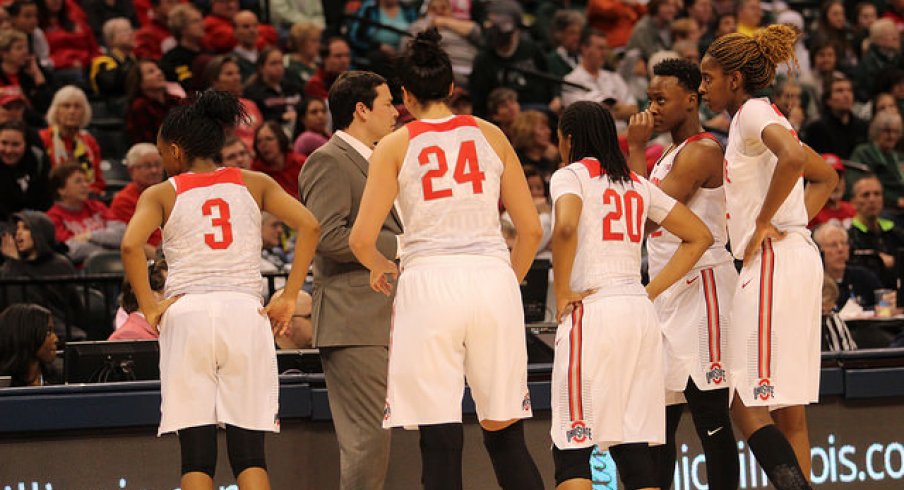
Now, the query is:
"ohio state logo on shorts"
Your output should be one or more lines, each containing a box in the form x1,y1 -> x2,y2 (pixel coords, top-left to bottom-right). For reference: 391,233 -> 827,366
706,363 -> 725,385
753,378 -> 775,401
383,402 -> 391,421
522,392 -> 531,412
566,420 -> 592,443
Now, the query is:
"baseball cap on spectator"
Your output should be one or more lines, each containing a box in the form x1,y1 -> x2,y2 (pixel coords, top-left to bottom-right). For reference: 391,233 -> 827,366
0,86 -> 26,107
822,153 -> 845,173
485,0 -> 522,33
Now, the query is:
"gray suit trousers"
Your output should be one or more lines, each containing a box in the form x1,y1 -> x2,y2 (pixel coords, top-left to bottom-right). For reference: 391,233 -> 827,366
320,345 -> 391,490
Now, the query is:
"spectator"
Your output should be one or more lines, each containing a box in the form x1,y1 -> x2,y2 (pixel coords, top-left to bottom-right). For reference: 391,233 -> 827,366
0,210 -> 85,340
283,21 -> 321,87
202,54 -> 262,149
800,39 -> 842,118
231,10 -> 261,81
734,0 -> 762,36
133,0 -> 177,59
160,3 -> 203,91
852,2 -> 877,60
687,0 -> 715,34
874,92 -> 901,118
83,0 -> 138,41
202,0 -> 277,55
509,110 -> 559,175
562,29 -> 637,122
699,11 -> 735,55
0,120 -> 51,222
89,17 -> 136,98
820,278 -> 858,351
408,0 -> 482,86
803,73 -> 868,159
251,120 -> 305,198
0,303 -> 58,386
108,259 -> 165,340
347,0 -> 417,58
810,0 -> 856,71
883,0 -> 904,32
0,29 -> 52,116
469,0 -> 557,117
109,142 -> 163,254
586,0 -> 646,49
545,9 -> 585,79
219,134 -> 252,169
849,111 -> 904,208
260,211 -> 289,274
39,86 -> 105,195
486,87 -> 520,136
671,17 -> 702,45
672,39 -> 700,65
772,77 -> 806,131
37,0 -> 99,85
46,163 -> 123,264
848,175 -> 904,288
124,59 -> 182,144
292,97 -> 329,157
244,47 -> 303,133
304,37 -> 350,100
503,164 -> 552,253
0,86 -> 45,153
815,222 -> 882,311
855,19 -> 902,103
810,153 -> 856,229
268,0 -> 323,30
774,10 -> 811,78
8,0 -> 51,70
625,0 -> 679,60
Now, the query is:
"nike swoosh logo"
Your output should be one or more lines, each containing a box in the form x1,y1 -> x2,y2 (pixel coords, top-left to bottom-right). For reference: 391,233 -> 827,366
707,427 -> 724,436
686,276 -> 699,285
741,279 -> 753,289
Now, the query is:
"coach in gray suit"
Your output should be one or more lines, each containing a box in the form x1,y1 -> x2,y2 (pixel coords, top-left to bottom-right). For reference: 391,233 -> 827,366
298,71 -> 401,489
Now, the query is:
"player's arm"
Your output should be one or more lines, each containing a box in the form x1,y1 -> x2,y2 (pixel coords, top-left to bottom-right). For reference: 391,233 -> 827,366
800,144 -> 839,221
647,202 -> 713,300
120,183 -> 177,328
645,141 -> 722,235
743,124 -> 808,263
551,193 -> 588,322
479,118 -> 542,282
349,129 -> 405,295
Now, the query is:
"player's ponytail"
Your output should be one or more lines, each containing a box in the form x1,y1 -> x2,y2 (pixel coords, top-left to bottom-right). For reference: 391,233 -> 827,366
159,89 -> 247,161
705,24 -> 799,93
397,28 -> 454,104
559,101 -> 631,184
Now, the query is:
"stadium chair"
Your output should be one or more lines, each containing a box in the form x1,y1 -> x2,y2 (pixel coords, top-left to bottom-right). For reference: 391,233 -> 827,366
74,285 -> 115,340
83,251 -> 125,275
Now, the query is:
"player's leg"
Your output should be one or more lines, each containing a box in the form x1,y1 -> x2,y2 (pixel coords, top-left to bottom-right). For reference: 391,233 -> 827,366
608,443 -> 659,490
178,425 -> 218,490
552,445 -> 594,490
419,423 -> 464,490
652,402 -> 685,489
772,405 -> 811,480
684,381 -> 738,489
225,425 -> 269,490
731,394 -> 810,489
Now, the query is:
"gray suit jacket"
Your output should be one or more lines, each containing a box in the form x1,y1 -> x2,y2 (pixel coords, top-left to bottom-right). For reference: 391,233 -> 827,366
298,135 -> 403,347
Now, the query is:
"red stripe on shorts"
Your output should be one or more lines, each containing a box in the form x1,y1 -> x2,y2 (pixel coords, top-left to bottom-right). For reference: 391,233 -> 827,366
702,268 -> 721,363
568,303 -> 584,421
758,239 -> 775,379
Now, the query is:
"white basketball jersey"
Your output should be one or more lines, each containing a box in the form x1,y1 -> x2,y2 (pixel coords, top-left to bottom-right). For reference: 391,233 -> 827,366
550,158 -> 676,293
647,132 -> 732,278
163,167 -> 263,298
724,98 -> 809,259
397,115 -> 509,266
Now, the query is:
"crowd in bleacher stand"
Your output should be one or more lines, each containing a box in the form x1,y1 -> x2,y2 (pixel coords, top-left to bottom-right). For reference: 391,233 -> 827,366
6,0 -> 904,384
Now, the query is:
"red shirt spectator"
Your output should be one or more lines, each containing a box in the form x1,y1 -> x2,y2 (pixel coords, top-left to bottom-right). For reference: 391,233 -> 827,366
125,60 -> 183,144
303,37 -> 350,99
202,0 -> 277,54
134,17 -> 171,59
252,121 -> 305,198
110,143 -> 165,247
108,312 -> 159,340
586,0 -> 646,48
809,153 -> 856,229
39,0 -> 100,71
38,113 -> 106,196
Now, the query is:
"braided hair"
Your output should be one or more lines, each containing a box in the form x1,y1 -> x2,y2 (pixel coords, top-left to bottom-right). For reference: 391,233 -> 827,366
705,24 -> 799,93
559,101 -> 631,184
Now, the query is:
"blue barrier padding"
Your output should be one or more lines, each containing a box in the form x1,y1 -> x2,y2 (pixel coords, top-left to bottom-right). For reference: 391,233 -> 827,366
844,367 -> 904,399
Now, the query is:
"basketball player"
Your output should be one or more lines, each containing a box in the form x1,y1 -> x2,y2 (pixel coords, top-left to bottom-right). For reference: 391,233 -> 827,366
627,58 -> 739,489
120,90 -> 320,490
550,100 -> 714,490
348,29 -> 545,490
699,25 -> 838,489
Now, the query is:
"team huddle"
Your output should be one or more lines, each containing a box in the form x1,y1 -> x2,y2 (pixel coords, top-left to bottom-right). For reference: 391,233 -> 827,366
121,24 -> 834,490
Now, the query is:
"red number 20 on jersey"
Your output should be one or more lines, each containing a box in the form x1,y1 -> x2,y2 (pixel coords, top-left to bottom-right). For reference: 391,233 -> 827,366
419,140 -> 486,201
601,189 -> 644,243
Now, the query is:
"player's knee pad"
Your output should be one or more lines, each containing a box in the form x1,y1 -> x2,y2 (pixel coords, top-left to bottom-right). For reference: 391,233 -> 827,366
552,445 -> 593,486
226,425 -> 267,478
178,425 -> 218,478
609,443 -> 658,490
481,419 -> 525,452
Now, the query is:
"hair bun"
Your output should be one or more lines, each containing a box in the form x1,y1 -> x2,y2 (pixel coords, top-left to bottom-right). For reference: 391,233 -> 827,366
752,24 -> 799,71
192,90 -> 246,128
409,28 -> 444,66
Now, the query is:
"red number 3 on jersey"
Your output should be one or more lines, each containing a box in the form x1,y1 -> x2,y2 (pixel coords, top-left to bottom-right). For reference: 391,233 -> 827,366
202,198 -> 233,249
419,140 -> 486,201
